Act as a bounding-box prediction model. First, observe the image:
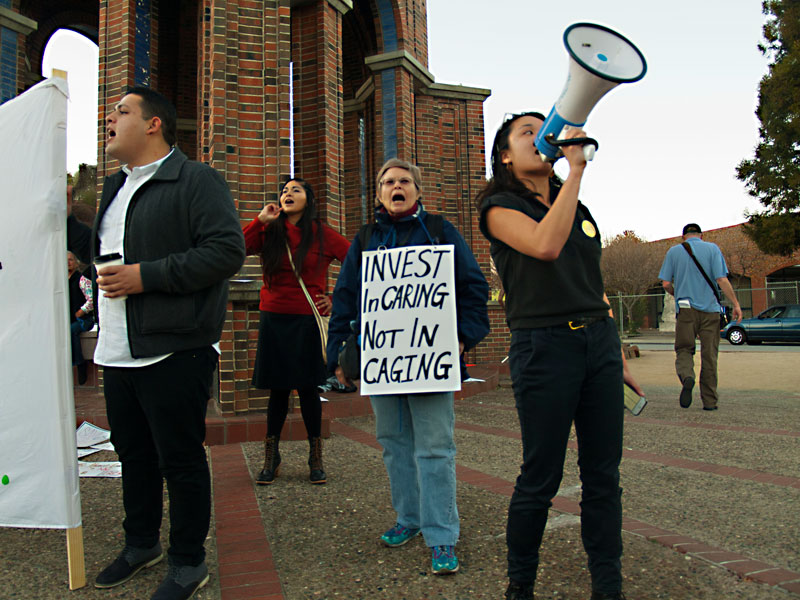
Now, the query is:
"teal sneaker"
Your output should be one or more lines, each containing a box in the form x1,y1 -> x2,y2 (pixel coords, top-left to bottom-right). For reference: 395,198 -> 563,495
380,523 -> 420,547
431,545 -> 459,575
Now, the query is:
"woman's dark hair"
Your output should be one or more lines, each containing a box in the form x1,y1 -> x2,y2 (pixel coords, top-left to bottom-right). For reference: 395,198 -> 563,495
475,111 -> 562,209
260,178 -> 325,286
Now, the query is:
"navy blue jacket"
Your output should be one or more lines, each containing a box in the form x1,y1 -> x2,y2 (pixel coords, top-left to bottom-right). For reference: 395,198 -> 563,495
326,203 -> 490,373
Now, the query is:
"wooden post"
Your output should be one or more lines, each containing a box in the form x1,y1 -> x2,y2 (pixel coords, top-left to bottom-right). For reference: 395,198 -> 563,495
54,66 -> 87,591
66,525 -> 86,589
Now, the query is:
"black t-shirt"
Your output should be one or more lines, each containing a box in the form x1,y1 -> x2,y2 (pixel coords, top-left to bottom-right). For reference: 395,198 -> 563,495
479,191 -> 609,329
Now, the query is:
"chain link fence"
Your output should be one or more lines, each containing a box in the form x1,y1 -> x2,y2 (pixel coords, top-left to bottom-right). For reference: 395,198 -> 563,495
608,282 -> 800,335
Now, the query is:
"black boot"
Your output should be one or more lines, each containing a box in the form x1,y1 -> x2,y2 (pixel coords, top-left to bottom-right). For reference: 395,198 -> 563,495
590,592 -> 626,600
505,580 -> 534,599
308,437 -> 327,484
256,435 -> 280,485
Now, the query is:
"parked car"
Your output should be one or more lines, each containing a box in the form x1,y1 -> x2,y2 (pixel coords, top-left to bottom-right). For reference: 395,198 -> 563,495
722,304 -> 800,345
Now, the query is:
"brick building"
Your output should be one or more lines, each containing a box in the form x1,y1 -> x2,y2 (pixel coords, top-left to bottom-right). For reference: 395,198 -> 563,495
3,0 -> 512,414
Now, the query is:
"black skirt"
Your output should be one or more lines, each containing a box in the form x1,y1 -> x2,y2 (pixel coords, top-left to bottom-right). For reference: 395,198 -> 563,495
252,311 -> 327,389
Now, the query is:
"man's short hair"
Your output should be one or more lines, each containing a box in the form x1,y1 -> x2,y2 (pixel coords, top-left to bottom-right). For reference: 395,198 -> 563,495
682,223 -> 702,235
126,86 -> 177,147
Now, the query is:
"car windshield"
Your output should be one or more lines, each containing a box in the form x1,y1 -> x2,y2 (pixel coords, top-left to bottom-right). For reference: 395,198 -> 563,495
760,307 -> 785,319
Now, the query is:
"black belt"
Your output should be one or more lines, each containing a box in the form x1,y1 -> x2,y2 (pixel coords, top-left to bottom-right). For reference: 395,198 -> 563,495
563,316 -> 606,330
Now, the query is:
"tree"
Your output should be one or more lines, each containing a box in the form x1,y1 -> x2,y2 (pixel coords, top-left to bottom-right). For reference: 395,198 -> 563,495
601,231 -> 662,332
736,0 -> 800,256
706,227 -> 762,286
70,163 -> 97,227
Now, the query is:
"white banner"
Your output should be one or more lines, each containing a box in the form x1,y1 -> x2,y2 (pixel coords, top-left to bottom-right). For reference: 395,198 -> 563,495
0,78 -> 82,528
360,245 -> 460,396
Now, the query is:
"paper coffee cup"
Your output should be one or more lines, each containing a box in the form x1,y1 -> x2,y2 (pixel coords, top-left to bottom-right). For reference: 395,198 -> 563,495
94,252 -> 127,300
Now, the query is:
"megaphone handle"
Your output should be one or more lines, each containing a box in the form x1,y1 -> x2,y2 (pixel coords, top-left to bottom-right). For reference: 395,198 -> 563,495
544,134 -> 599,161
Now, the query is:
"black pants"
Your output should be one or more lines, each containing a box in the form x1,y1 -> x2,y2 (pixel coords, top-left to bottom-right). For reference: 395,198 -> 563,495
267,388 -> 322,438
507,318 -> 624,594
103,346 -> 217,567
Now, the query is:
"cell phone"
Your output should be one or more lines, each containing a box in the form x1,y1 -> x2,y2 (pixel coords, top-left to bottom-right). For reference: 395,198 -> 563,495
623,383 -> 647,416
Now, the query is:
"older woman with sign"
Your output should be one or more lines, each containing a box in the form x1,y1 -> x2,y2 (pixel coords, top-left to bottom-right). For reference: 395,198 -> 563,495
243,178 -> 349,485
327,158 -> 489,576
477,112 -> 643,600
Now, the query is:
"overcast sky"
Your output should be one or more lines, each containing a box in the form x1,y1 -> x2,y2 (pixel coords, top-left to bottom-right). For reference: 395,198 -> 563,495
41,29 -> 98,178
42,2 -> 770,241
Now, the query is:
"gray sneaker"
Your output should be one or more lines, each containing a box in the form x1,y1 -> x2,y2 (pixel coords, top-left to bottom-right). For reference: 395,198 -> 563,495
94,542 -> 164,588
150,561 -> 209,600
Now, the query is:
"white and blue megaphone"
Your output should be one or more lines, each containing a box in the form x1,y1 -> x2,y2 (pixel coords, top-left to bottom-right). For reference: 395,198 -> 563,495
535,22 -> 647,162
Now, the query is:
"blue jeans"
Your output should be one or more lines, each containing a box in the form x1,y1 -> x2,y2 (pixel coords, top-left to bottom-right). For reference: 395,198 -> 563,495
70,317 -> 92,366
507,318 -> 624,594
370,392 -> 458,547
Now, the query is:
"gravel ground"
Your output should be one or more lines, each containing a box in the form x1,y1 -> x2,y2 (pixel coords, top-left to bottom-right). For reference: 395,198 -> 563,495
2,348 -> 798,599
0,453 -> 220,600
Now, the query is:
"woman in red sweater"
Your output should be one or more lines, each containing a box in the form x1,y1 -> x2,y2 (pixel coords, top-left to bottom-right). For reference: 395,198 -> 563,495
243,178 -> 350,485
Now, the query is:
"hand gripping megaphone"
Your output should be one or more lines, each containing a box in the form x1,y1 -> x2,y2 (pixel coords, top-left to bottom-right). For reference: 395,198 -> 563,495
534,22 -> 647,162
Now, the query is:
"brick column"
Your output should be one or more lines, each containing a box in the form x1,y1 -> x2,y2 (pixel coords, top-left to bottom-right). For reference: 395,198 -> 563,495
365,50 -> 430,164
97,0 -> 141,180
0,3 -> 37,104
290,0 -> 351,228
413,83 -> 500,363
199,0 -> 293,414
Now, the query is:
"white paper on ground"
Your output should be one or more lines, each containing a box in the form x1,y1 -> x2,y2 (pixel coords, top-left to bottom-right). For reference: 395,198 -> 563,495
76,422 -> 111,448
90,441 -> 115,452
78,462 -> 122,478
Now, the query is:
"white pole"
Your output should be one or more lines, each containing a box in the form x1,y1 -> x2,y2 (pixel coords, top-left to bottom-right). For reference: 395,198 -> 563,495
289,61 -> 294,178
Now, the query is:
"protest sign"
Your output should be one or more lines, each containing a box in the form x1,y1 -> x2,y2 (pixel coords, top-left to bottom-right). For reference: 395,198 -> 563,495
359,245 -> 460,396
0,76 -> 86,589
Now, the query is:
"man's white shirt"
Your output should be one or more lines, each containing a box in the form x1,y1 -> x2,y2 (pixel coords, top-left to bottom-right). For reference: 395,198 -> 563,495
93,151 -> 173,367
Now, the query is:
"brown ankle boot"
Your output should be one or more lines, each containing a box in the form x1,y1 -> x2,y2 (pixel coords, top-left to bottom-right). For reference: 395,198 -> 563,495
256,435 -> 281,485
308,437 -> 327,484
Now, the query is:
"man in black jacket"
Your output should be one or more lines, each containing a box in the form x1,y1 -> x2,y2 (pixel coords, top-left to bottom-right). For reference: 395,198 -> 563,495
88,87 -> 244,600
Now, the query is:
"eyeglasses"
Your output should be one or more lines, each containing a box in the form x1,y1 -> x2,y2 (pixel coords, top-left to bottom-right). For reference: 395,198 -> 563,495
380,177 -> 414,187
500,111 -> 547,127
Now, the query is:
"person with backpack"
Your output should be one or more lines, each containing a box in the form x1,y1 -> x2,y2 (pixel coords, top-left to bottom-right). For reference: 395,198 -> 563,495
326,158 -> 489,576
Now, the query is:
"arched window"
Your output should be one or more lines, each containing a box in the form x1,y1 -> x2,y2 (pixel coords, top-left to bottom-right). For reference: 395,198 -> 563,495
42,29 -> 99,174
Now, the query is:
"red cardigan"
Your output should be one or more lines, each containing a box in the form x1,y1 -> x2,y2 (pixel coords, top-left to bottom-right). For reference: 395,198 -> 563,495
243,217 -> 350,315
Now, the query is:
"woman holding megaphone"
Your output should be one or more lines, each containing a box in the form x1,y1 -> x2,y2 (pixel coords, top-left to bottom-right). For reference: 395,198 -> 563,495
477,112 -> 642,600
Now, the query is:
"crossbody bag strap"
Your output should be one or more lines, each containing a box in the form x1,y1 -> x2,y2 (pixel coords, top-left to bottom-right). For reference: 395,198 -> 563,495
681,242 -> 720,302
285,241 -> 327,329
